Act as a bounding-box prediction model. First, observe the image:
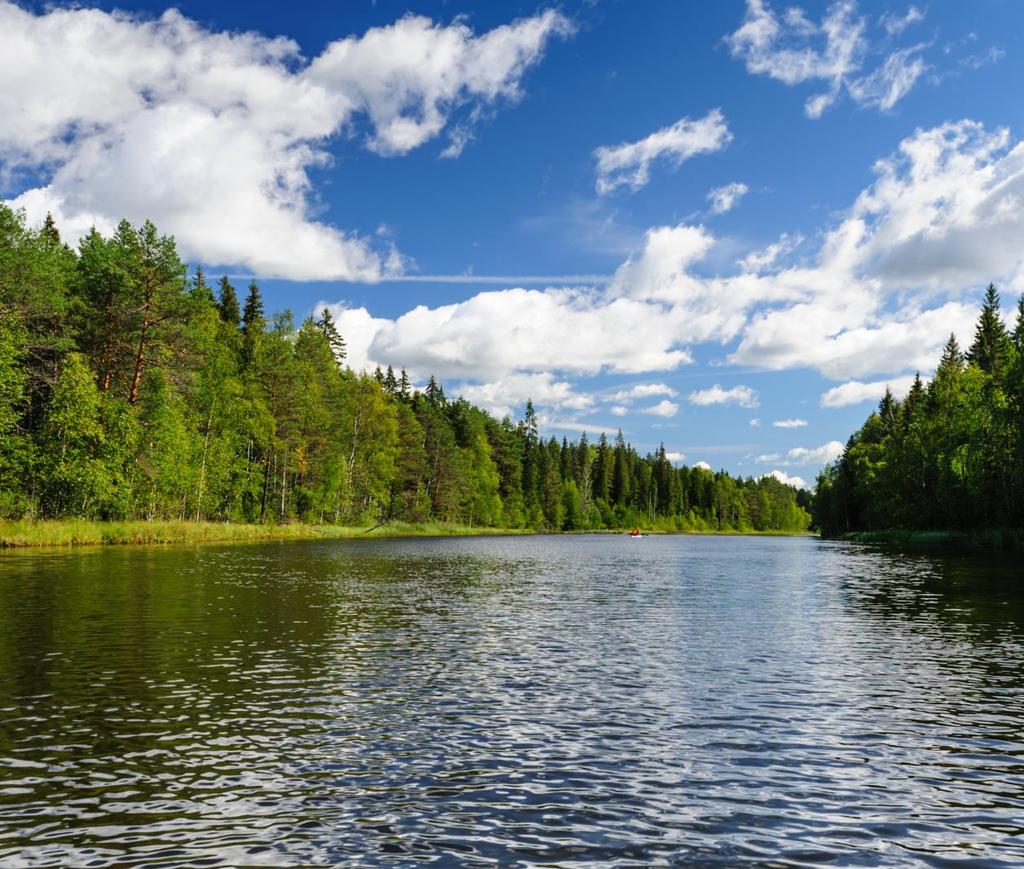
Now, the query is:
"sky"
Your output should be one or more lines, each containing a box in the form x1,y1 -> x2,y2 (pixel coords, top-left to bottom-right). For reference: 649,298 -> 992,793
3,0 -> 1024,489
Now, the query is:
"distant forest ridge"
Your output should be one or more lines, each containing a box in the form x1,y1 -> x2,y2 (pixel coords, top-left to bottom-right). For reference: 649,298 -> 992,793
0,207 -> 810,532
813,284 -> 1024,536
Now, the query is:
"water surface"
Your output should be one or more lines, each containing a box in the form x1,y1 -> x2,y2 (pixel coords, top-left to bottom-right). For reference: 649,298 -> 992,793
1,535 -> 1022,865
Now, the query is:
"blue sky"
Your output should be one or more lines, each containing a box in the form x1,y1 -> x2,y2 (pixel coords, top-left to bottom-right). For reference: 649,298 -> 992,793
3,0 -> 1024,486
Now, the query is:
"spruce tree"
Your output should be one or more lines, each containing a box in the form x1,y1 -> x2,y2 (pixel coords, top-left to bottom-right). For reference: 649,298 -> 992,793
399,369 -> 411,401
315,307 -> 346,363
1013,294 -> 1024,354
967,283 -> 1012,377
241,280 -> 265,369
217,277 -> 240,326
190,265 -> 214,304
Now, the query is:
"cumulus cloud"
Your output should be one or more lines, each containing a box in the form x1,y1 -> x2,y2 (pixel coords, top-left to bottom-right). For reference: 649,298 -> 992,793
819,375 -> 918,408
0,3 -> 571,278
594,109 -> 732,194
642,399 -> 679,418
694,461 -> 713,471
773,418 -> 808,428
726,0 -> 927,118
665,451 -> 686,464
451,372 -> 593,420
609,382 -> 678,402
315,118 -> 1024,428
738,232 -> 804,273
707,182 -> 749,214
786,441 -> 845,465
610,405 -> 629,417
764,469 -> 808,489
688,385 -> 760,408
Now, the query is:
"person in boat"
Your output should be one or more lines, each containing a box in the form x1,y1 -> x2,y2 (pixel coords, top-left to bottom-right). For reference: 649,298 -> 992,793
630,528 -> 640,537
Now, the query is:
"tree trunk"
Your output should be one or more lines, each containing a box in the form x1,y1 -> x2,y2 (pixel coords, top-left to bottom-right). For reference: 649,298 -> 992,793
195,401 -> 214,522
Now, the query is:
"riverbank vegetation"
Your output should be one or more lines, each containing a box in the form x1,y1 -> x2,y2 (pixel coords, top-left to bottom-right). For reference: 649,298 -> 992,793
0,207 -> 810,535
0,519 -> 534,548
813,285 -> 1024,544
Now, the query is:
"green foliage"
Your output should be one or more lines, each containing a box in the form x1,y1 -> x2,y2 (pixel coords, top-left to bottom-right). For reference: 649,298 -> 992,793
0,205 -> 810,533
813,286 -> 1024,536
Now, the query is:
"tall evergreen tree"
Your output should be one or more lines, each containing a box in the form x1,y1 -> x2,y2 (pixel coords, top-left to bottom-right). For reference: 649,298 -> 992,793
315,307 -> 347,363
967,283 -> 1012,378
217,276 -> 240,327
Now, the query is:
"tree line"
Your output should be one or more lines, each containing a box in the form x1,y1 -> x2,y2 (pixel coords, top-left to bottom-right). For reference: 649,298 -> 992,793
813,285 -> 1024,536
0,206 -> 810,532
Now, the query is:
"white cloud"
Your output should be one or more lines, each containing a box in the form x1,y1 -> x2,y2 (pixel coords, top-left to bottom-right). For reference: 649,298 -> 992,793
451,372 -> 593,420
610,405 -> 629,417
756,453 -> 781,462
1,3 -> 570,279
763,469 -> 808,489
880,6 -> 924,38
688,385 -> 760,408
316,118 -> 1024,431
773,418 -> 808,428
749,418 -> 761,427
819,375 -> 918,408
726,0 -> 927,118
594,109 -> 732,194
786,441 -> 845,465
694,461 -> 713,471
609,383 -> 678,402
846,45 -> 927,112
738,232 -> 804,273
642,399 -> 679,418
707,182 -> 749,214
329,286 -> 694,383
307,10 -> 574,156
665,451 -> 686,464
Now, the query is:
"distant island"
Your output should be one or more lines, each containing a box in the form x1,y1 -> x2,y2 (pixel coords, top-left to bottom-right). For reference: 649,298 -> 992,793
0,207 -> 810,545
813,284 -> 1024,548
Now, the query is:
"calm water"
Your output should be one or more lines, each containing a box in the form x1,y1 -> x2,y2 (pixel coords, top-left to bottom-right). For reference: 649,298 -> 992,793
0,535 -> 1022,866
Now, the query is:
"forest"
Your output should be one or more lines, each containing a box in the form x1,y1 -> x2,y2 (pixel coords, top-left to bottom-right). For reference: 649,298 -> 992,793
0,206 -> 810,533
813,285 -> 1024,537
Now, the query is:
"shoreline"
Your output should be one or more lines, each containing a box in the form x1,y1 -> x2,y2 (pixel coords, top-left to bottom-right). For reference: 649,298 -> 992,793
0,520 -> 814,549
840,529 -> 1024,551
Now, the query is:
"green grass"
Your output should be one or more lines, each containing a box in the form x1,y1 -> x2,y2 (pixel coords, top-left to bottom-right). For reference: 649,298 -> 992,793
0,519 -> 532,548
0,518 -> 815,549
842,528 -> 1024,550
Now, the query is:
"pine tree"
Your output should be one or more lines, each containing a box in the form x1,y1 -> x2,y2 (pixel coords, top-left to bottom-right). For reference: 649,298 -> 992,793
315,307 -> 346,363
190,265 -> 214,304
967,283 -> 1012,378
1012,294 -> 1024,354
523,399 -> 538,445
217,276 -> 240,326
937,333 -> 964,375
40,213 -> 61,247
241,280 -> 265,369
399,369 -> 411,401
878,387 -> 899,435
384,365 -> 398,395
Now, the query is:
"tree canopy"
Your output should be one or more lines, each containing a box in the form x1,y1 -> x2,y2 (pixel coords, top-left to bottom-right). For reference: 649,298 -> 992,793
813,287 -> 1024,536
0,206 -> 810,532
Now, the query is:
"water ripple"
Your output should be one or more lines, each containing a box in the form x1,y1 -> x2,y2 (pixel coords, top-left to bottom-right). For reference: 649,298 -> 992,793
0,536 -> 1022,865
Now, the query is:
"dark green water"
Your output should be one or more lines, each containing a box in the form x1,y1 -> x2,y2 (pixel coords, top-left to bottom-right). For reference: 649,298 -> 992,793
0,535 -> 1022,866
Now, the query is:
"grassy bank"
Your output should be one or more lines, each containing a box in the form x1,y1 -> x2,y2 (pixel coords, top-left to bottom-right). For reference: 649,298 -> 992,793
0,519 -> 532,548
842,528 -> 1024,551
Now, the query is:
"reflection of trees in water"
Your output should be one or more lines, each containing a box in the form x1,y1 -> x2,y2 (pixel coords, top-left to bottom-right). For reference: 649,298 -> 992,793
832,542 -> 1024,671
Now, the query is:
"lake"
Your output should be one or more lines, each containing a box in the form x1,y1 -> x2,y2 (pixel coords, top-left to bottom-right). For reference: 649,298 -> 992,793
0,535 -> 1022,866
